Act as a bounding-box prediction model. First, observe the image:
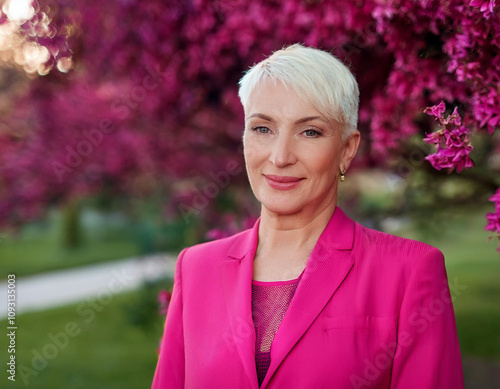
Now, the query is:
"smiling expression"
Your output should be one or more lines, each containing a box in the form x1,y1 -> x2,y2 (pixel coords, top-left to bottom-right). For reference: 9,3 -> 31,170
243,80 -> 357,217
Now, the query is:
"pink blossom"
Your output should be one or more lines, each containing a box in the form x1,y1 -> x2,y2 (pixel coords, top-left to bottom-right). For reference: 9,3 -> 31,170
205,214 -> 258,241
422,131 -> 441,145
444,126 -> 470,147
425,150 -> 456,171
455,62 -> 480,82
473,88 -> 500,135
242,216 -> 259,230
490,188 -> 500,208
158,289 -> 172,315
450,146 -> 475,173
424,104 -> 474,173
470,0 -> 497,18
424,101 -> 446,120
206,229 -> 231,241
1,0 -> 499,253
424,143 -> 473,173
446,107 -> 463,127
485,188 -> 500,252
485,212 -> 500,232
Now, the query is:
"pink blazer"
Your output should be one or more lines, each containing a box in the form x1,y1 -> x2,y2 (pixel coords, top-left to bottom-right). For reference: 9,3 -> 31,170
152,207 -> 464,389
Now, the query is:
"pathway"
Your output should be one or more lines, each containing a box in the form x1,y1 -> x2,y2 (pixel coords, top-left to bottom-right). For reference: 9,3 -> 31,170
0,253 -> 177,319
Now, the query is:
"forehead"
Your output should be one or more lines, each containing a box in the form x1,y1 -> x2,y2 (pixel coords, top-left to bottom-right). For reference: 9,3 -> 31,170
244,79 -> 324,122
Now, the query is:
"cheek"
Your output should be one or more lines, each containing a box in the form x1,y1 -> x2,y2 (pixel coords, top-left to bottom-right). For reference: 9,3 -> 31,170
305,146 -> 339,178
243,147 -> 260,179
243,137 -> 260,159
243,145 -> 255,167
243,138 -> 266,168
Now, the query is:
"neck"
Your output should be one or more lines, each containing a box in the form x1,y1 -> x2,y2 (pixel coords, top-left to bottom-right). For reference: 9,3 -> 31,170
257,200 -> 337,255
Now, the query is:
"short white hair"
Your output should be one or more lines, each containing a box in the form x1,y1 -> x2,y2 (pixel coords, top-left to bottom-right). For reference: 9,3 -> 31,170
238,43 -> 359,139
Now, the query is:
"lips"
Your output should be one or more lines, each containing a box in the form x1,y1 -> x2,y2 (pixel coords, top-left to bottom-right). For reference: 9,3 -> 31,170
263,174 -> 304,190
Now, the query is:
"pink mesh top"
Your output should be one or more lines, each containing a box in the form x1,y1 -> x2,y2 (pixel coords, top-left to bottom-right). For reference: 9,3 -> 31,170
251,272 -> 303,387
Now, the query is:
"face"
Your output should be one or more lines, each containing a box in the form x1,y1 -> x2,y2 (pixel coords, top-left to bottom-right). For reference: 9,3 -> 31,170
243,79 -> 359,217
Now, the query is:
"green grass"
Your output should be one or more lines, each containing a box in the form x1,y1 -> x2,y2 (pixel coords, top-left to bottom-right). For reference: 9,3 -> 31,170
0,280 -> 171,389
0,209 -> 139,279
0,206 -> 197,279
397,206 -> 500,359
0,238 -> 138,279
434,212 -> 500,360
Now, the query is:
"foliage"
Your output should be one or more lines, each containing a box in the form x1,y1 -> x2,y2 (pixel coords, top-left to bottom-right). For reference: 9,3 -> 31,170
0,0 -> 499,248
124,279 -> 170,332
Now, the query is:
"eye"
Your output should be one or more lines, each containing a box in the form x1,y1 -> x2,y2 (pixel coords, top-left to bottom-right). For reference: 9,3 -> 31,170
251,126 -> 271,134
304,129 -> 322,137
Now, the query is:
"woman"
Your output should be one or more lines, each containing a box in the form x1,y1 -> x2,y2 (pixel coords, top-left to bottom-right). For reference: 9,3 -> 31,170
152,44 -> 464,389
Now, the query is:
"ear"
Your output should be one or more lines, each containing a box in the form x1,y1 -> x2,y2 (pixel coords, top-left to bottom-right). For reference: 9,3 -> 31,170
340,130 -> 360,171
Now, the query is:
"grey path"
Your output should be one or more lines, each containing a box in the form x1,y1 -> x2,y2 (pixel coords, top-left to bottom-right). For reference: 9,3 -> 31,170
0,253 -> 177,320
463,356 -> 500,389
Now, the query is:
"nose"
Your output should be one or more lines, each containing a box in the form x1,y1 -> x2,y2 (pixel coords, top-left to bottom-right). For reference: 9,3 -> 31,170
269,134 -> 297,168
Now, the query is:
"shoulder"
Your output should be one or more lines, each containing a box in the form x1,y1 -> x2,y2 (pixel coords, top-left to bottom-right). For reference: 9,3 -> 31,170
353,221 -> 444,268
351,222 -> 448,296
177,228 -> 252,268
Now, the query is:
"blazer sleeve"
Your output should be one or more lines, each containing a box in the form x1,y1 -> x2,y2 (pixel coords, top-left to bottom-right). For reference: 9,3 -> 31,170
390,247 -> 464,389
152,248 -> 188,389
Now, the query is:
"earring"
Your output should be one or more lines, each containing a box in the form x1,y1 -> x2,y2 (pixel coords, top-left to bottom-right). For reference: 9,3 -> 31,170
339,168 -> 346,182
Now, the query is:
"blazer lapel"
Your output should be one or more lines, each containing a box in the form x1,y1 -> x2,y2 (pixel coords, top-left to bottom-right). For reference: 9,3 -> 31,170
221,218 -> 261,389
261,207 -> 356,388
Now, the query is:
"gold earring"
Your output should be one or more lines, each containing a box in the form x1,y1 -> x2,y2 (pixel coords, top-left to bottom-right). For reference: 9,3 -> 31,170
339,169 -> 345,182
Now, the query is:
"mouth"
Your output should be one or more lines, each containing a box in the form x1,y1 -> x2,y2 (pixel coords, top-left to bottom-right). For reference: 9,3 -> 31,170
263,175 -> 304,190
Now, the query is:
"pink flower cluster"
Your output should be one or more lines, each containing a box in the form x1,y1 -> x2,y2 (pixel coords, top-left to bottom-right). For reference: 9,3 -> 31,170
0,0 -> 498,249
157,289 -> 172,315
423,101 -> 474,173
470,0 -> 497,19
206,214 -> 259,241
369,0 -> 499,160
485,188 -> 500,251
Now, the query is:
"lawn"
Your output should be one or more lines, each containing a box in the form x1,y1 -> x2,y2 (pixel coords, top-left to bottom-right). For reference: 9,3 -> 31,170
0,206 -> 196,279
415,207 -> 500,359
0,238 -> 138,279
394,205 -> 500,359
0,280 -> 170,389
0,208 -> 139,279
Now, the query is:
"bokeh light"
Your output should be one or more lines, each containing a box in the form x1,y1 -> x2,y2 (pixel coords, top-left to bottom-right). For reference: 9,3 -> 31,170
0,0 -> 72,76
2,0 -> 35,25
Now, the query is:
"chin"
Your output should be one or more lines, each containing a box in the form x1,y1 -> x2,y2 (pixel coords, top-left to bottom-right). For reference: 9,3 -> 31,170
260,198 -> 304,216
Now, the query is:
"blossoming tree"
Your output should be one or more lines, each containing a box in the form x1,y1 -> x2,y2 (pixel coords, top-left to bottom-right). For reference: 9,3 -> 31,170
0,0 -> 499,249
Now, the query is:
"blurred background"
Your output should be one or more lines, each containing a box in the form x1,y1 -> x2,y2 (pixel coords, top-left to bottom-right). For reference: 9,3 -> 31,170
0,0 -> 499,388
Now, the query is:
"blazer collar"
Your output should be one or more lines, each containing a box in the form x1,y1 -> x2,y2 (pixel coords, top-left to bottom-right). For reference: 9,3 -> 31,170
226,216 -> 261,261
222,206 -> 356,388
227,206 -> 355,261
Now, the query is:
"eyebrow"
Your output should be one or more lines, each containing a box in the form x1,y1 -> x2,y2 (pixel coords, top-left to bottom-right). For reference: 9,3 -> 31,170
246,113 -> 328,124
